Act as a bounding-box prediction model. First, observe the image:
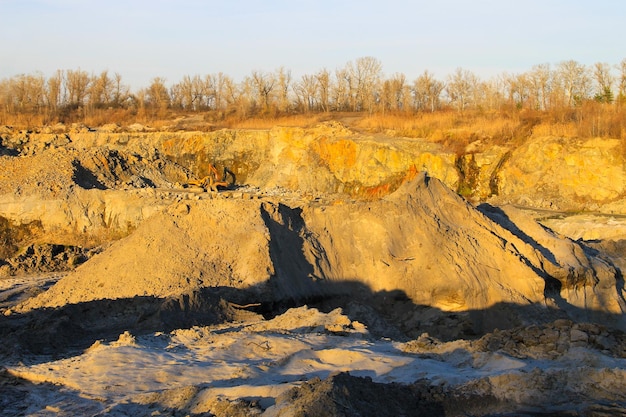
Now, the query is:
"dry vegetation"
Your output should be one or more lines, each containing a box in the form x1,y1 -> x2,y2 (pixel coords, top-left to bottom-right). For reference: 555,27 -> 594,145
357,104 -> 626,149
4,106 -> 625,157
2,57 -> 626,152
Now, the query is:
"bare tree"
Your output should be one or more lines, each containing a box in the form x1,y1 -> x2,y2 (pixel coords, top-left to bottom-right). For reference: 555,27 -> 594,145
477,76 -> 506,111
506,72 -> 531,109
65,69 -> 90,108
276,67 -> 292,113
0,79 -> 9,122
250,70 -> 276,113
593,62 -> 615,103
335,57 -> 383,112
172,75 -> 206,111
380,72 -> 406,113
333,67 -> 352,111
294,74 -> 318,112
88,70 -> 114,109
222,75 -> 241,114
413,70 -> 444,112
169,82 -> 182,110
14,73 -> 46,115
618,58 -> 626,105
45,70 -> 63,120
351,56 -> 382,113
210,72 -> 230,111
315,69 -> 331,112
173,75 -> 192,110
528,64 -> 552,110
134,88 -> 147,117
199,74 -> 215,110
112,73 -> 130,108
556,60 -> 591,107
446,68 -> 478,111
236,77 -> 255,117
146,77 -> 170,114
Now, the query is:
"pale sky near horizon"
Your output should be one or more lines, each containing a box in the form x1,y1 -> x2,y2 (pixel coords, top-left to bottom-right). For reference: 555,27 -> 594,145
1,0 -> 625,89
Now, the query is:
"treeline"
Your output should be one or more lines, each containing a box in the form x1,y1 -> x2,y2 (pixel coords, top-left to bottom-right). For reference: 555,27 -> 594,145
1,57 -> 626,131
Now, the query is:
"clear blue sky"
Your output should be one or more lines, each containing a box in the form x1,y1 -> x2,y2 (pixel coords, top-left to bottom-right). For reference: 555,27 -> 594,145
1,0 -> 625,89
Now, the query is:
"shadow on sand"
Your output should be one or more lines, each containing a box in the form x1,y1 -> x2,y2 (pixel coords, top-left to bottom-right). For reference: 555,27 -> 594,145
2,278 -> 625,362
2,198 -> 626,363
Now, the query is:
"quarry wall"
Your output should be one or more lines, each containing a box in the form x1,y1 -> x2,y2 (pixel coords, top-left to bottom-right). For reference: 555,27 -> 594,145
2,122 -> 626,243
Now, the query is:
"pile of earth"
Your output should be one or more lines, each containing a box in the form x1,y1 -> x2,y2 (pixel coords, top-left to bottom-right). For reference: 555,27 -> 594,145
10,173 -> 626,342
2,304 -> 625,417
274,319 -> 626,417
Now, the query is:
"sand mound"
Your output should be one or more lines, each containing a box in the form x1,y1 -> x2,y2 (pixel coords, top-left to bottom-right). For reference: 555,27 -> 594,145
17,173 -> 625,333
16,199 -> 275,310
301,173 -> 623,325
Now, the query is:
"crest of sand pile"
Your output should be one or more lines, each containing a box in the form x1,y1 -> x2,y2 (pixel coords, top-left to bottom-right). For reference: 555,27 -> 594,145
298,173 -> 543,311
18,173 -> 622,321
300,172 -> 622,315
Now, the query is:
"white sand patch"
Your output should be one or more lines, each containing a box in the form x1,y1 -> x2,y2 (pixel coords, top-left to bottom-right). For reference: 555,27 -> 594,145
540,213 -> 626,241
10,329 -> 412,401
5,307 -> 626,415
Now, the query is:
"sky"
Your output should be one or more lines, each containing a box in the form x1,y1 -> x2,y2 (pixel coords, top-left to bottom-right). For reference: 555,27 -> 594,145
1,0 -> 626,89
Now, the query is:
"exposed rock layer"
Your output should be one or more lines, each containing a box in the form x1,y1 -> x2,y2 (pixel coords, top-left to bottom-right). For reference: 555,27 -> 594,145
3,123 -> 625,212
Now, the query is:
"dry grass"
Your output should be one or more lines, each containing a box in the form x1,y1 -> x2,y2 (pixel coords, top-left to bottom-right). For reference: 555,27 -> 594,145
3,105 -> 624,148
355,111 -> 529,152
1,112 -> 47,128
531,122 -> 579,138
355,106 -> 626,152
223,113 -> 326,129
357,111 -> 517,136
82,109 -> 137,127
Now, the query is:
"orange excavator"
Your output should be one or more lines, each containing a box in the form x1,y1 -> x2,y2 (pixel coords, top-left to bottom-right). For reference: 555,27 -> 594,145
187,163 -> 234,192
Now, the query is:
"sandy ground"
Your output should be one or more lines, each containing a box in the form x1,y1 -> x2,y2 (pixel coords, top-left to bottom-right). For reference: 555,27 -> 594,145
2,301 -> 626,416
0,274 -> 63,310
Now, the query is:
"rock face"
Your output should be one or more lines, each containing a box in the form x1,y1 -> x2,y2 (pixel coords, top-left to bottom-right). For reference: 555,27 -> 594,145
3,123 -> 626,245
133,126 -> 626,210
17,174 -> 625,333
492,136 -> 626,210
155,123 -> 461,198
